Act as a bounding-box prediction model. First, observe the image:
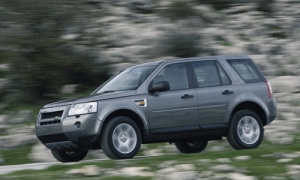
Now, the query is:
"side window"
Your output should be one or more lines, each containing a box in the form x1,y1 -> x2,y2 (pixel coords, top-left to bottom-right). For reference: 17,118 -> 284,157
192,61 -> 231,87
154,63 -> 189,91
216,62 -> 231,85
191,61 -> 221,87
227,59 -> 262,83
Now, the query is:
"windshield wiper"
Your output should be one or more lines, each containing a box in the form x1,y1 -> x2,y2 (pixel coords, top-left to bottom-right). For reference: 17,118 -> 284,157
101,90 -> 116,93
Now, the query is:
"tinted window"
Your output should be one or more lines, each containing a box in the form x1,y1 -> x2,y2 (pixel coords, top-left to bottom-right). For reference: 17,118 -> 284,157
227,59 -> 263,83
154,63 -> 189,90
191,61 -> 222,87
216,62 -> 231,85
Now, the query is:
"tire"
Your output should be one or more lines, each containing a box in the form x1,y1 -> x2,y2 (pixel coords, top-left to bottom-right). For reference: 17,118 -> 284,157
51,149 -> 88,163
100,116 -> 141,159
175,141 -> 208,154
227,110 -> 264,150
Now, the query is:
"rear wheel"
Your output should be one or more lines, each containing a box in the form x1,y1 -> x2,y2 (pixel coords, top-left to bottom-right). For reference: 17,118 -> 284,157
175,141 -> 208,154
101,116 -> 141,159
227,110 -> 263,150
51,149 -> 88,163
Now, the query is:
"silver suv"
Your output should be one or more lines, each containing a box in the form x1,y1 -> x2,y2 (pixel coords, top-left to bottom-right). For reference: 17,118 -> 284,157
35,55 -> 276,162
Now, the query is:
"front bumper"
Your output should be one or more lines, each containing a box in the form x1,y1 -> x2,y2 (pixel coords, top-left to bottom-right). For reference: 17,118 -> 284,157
35,106 -> 102,150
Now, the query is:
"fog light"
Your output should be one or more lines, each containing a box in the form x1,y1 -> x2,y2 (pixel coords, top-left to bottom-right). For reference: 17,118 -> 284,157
74,121 -> 82,129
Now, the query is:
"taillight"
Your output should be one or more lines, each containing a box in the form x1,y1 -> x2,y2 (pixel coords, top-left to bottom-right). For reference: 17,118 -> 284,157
265,82 -> 273,98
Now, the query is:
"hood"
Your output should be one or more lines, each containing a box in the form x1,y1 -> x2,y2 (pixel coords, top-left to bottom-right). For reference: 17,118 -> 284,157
43,90 -> 136,108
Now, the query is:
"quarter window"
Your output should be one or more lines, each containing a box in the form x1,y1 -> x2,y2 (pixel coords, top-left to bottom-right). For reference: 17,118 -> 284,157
227,59 -> 262,83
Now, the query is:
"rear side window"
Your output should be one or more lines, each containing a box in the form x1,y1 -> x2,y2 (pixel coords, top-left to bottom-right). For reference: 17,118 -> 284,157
216,63 -> 231,85
191,61 -> 231,88
227,59 -> 264,83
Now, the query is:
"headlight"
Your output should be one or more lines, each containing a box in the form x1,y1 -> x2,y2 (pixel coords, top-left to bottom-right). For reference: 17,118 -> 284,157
68,102 -> 97,116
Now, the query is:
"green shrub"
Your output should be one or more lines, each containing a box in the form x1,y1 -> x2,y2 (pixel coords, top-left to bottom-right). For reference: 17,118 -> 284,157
9,48 -> 109,101
256,0 -> 275,13
158,32 -> 203,58
198,0 -> 236,10
162,1 -> 197,20
0,0 -> 110,102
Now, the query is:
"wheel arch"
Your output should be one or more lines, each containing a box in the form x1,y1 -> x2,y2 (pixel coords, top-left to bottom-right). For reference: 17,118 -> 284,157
101,109 -> 147,142
229,101 -> 267,126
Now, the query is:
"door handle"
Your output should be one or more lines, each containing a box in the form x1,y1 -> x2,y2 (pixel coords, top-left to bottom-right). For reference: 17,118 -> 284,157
222,90 -> 234,95
181,94 -> 194,99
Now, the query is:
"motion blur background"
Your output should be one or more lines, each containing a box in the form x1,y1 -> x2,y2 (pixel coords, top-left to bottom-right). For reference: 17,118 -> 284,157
1,0 -> 300,179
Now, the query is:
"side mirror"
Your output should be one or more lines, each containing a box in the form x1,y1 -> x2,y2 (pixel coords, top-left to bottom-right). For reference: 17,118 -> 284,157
149,81 -> 170,93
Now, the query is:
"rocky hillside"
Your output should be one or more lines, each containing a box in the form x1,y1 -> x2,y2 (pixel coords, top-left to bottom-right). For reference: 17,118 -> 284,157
72,0 -> 300,76
1,0 -> 300,178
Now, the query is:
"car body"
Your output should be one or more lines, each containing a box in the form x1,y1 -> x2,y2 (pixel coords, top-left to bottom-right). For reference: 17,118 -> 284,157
35,55 -> 277,162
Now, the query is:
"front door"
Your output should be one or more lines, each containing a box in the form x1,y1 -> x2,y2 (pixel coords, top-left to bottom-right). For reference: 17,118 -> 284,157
147,62 -> 198,134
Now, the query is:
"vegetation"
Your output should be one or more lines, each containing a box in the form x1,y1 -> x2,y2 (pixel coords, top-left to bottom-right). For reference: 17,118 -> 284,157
257,0 -> 275,13
1,139 -> 300,179
162,1 -> 197,20
0,0 -> 110,103
198,0 -> 275,12
0,1 -> 297,180
198,0 -> 237,10
158,32 -> 203,58
0,145 -> 33,165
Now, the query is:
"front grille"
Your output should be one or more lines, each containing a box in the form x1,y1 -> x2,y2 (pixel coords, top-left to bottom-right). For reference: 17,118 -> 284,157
38,133 -> 69,143
40,120 -> 61,126
41,111 -> 63,120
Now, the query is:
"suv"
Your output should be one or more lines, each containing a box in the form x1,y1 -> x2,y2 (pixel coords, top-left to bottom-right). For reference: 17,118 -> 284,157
35,55 -> 276,162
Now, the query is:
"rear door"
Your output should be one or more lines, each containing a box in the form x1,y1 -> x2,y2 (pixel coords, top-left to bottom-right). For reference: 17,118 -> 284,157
189,60 -> 240,128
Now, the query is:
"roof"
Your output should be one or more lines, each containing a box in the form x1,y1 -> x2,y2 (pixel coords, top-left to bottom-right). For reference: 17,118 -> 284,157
133,55 -> 250,68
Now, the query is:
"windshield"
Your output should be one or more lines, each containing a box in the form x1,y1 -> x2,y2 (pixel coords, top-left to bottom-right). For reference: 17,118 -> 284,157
93,65 -> 156,94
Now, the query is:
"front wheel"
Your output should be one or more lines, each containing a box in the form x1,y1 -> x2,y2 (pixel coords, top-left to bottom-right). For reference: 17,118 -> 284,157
175,141 -> 208,154
227,110 -> 264,150
100,116 -> 141,159
51,149 -> 88,163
